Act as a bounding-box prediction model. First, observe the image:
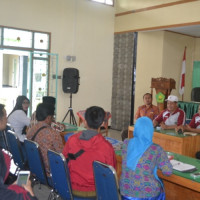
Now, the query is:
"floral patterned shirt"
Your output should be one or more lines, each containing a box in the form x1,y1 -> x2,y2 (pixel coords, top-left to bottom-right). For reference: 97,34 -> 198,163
26,122 -> 64,176
120,139 -> 173,198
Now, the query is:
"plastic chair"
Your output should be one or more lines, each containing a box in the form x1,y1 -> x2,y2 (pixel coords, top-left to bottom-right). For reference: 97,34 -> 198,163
0,124 -> 11,150
6,130 -> 26,170
24,139 -> 50,186
47,149 -> 96,200
93,160 -> 121,200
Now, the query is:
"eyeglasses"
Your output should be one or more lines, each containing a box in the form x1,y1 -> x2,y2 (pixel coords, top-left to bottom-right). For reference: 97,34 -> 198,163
22,101 -> 30,105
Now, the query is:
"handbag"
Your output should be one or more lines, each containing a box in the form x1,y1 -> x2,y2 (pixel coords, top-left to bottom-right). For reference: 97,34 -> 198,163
21,126 -> 27,135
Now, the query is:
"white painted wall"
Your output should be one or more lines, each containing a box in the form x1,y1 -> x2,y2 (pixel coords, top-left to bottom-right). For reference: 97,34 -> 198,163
0,0 -> 115,122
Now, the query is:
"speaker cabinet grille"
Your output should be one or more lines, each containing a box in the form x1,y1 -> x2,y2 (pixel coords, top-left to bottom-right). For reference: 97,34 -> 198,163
191,87 -> 200,102
62,68 -> 79,93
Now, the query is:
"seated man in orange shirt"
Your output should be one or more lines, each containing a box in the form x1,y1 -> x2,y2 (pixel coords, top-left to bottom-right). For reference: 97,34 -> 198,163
121,93 -> 159,141
134,93 -> 159,121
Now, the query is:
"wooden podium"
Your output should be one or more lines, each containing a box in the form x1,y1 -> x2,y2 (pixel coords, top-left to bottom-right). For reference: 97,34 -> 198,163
151,77 -> 176,111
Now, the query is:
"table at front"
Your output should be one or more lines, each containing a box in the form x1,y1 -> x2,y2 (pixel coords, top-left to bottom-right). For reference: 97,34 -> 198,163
60,123 -> 85,145
128,126 -> 200,158
115,151 -> 200,200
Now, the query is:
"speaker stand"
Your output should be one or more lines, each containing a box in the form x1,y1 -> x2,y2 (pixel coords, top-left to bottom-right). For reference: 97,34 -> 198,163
62,93 -> 77,126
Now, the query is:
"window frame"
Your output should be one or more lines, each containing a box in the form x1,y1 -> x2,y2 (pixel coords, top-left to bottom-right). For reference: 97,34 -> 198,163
89,0 -> 114,6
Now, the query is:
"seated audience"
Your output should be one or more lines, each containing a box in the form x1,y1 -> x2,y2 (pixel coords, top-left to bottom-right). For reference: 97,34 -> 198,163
153,95 -> 185,130
121,93 -> 159,141
120,117 -> 173,200
30,96 -> 64,131
177,105 -> 200,134
135,93 -> 159,121
0,103 -> 37,200
26,103 -> 63,178
7,96 -> 30,142
0,104 -> 7,133
30,96 -> 55,127
62,106 -> 116,198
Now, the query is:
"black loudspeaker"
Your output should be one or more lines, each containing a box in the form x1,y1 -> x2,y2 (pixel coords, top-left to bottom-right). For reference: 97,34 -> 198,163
191,87 -> 200,102
62,68 -> 79,93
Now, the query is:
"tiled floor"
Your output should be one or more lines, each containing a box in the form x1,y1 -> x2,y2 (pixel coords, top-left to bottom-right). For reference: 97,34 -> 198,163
33,128 -> 122,200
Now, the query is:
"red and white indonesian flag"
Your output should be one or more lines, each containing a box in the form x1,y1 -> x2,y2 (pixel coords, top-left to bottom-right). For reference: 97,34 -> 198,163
179,48 -> 186,96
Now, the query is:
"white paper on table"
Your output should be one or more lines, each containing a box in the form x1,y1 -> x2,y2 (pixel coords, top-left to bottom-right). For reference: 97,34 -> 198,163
170,159 -> 196,172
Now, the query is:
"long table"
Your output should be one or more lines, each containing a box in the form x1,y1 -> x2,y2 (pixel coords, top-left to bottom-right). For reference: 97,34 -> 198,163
60,122 -> 85,145
115,151 -> 200,200
128,126 -> 200,158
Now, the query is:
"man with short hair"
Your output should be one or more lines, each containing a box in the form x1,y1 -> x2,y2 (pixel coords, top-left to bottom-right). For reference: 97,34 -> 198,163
30,96 -> 56,128
153,95 -> 185,130
135,93 -> 159,121
62,106 -> 116,198
0,104 -> 8,149
0,104 -> 7,131
27,103 -> 63,177
0,103 -> 38,199
121,93 -> 159,141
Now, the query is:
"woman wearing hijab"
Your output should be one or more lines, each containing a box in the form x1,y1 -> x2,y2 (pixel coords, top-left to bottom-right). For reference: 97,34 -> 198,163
0,149 -> 37,200
120,117 -> 173,200
8,96 -> 30,142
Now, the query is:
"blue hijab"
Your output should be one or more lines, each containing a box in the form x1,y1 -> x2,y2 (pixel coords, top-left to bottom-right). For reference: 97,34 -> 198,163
126,117 -> 154,171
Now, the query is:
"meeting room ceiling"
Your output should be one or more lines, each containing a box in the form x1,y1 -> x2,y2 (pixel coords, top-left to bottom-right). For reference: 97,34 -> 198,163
165,24 -> 200,38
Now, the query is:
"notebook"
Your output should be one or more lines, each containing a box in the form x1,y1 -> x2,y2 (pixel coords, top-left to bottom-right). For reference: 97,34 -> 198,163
170,159 -> 197,172
183,132 -> 197,136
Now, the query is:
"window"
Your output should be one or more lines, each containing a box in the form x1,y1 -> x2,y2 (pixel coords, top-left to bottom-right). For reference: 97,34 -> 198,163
4,28 -> 32,48
91,0 -> 113,6
34,32 -> 49,50
0,26 -> 50,52
0,26 -> 52,115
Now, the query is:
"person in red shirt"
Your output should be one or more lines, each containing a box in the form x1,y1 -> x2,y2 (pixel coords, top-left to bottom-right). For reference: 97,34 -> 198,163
153,95 -> 185,130
62,106 -> 116,198
135,93 -> 159,121
177,105 -> 200,134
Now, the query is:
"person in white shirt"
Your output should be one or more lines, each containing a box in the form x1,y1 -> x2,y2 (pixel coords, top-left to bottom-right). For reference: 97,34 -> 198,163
7,96 -> 30,142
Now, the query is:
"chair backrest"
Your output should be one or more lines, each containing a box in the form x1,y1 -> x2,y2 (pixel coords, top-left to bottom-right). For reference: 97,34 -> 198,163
191,87 -> 200,102
48,149 -> 73,200
6,130 -> 25,169
93,161 -> 121,200
24,139 -> 48,185
0,124 -> 11,150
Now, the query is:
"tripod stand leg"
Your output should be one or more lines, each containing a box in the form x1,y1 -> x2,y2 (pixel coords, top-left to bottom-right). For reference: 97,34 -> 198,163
62,109 -> 70,122
62,108 -> 77,125
70,110 -> 77,126
62,93 -> 77,125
